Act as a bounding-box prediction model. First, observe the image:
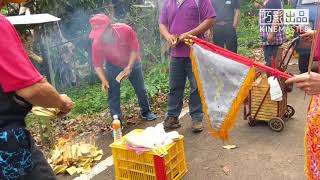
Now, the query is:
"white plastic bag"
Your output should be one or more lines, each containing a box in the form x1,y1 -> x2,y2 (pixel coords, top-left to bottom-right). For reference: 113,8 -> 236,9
268,76 -> 283,101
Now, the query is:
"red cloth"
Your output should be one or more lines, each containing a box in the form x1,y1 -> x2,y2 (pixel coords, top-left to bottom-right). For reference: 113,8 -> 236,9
0,15 -> 43,93
192,37 -> 292,79
91,23 -> 141,68
153,155 -> 167,180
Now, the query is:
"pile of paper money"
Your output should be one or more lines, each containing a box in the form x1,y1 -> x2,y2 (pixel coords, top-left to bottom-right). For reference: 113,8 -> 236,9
48,138 -> 103,175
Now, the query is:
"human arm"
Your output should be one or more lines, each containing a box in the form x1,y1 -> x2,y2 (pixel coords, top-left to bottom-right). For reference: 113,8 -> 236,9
301,30 -> 316,42
95,67 -> 109,95
233,0 -> 241,28
159,1 -> 178,46
179,0 -> 216,42
0,18 -> 73,116
233,9 -> 240,28
122,50 -> 138,80
92,41 -> 109,95
120,27 -> 140,80
15,80 -> 73,115
285,72 -> 320,95
159,24 -> 177,46
179,18 -> 215,42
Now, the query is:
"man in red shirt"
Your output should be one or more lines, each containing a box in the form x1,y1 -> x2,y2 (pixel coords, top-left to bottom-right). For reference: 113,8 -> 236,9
89,14 -> 156,122
0,0 -> 74,179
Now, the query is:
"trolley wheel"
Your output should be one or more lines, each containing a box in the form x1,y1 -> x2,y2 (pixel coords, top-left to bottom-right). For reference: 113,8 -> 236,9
284,105 -> 295,118
248,117 -> 256,127
268,117 -> 285,132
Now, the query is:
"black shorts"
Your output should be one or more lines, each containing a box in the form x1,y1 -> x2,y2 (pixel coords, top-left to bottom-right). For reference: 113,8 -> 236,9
0,128 -> 56,180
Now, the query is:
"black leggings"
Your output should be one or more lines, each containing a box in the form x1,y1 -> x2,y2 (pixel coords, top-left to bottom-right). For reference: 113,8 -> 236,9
19,138 -> 56,180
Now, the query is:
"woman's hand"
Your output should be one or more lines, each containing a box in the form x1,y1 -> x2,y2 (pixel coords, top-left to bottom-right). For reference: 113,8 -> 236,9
301,30 -> 315,42
285,72 -> 320,95
267,32 -> 275,44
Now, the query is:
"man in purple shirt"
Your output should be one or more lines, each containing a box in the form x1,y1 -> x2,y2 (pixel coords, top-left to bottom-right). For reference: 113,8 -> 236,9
159,0 -> 216,133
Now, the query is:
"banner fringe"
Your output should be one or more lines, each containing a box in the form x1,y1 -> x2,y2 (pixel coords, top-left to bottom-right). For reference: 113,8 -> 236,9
190,48 -> 255,141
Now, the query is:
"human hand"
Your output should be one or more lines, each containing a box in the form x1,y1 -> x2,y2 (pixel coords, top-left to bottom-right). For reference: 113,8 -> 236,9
165,34 -> 178,47
233,24 -> 238,29
285,72 -> 320,95
267,33 -> 275,43
179,32 -> 190,43
204,30 -> 212,42
101,80 -> 109,95
301,30 -> 315,42
58,94 -> 74,117
122,66 -> 133,80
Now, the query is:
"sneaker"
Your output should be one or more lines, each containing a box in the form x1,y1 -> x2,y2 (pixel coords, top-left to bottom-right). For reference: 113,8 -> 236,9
192,121 -> 203,133
164,117 -> 181,131
142,112 -> 157,121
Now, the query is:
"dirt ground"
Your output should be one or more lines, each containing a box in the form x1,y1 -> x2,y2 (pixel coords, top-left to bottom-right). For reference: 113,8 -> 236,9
59,65 -> 309,180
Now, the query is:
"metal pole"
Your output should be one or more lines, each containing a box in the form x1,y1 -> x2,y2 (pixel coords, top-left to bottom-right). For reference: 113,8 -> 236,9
44,24 -> 56,88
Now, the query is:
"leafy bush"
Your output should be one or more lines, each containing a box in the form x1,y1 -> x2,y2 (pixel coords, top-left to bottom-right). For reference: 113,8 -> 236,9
238,15 -> 260,50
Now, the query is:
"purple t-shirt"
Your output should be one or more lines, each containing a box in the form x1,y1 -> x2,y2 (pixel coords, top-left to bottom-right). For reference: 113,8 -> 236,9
160,0 -> 216,58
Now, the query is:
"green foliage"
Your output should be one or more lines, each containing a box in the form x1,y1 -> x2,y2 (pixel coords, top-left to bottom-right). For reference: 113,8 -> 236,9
241,0 -> 256,14
284,4 -> 294,9
144,62 -> 169,96
127,5 -> 161,64
238,46 -> 254,57
0,7 -> 8,15
285,25 -> 295,41
65,83 -> 105,115
238,0 -> 261,55
238,15 -> 260,49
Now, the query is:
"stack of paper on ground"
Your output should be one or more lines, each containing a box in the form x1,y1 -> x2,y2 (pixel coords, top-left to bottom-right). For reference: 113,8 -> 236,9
124,123 -> 180,156
48,138 -> 103,175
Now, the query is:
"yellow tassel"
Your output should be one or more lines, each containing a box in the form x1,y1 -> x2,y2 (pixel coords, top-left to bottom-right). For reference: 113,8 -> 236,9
190,48 -> 255,141
190,48 -> 210,124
